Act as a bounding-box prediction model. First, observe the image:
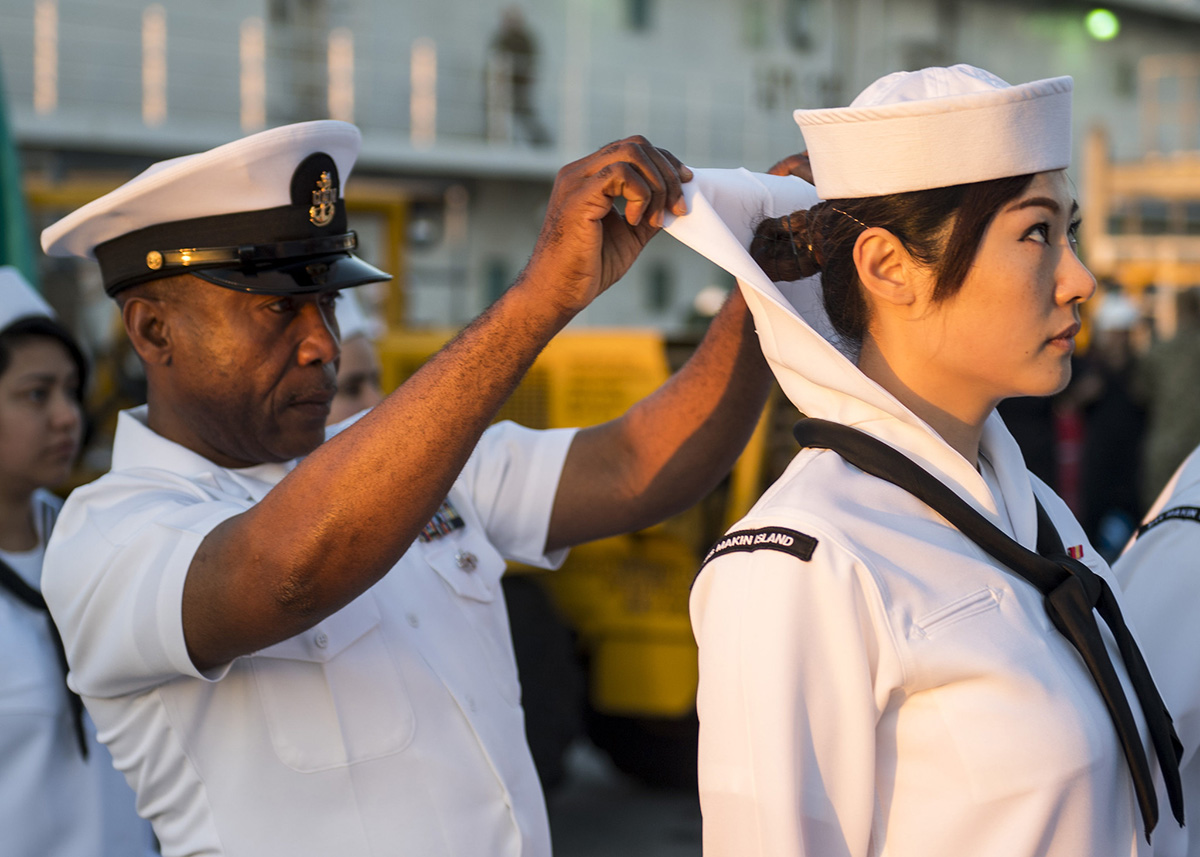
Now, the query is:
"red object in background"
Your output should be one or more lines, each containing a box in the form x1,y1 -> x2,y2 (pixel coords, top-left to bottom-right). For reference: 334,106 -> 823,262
1056,408 -> 1085,518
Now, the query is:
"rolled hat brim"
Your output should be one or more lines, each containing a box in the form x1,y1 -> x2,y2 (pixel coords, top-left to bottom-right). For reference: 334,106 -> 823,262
192,252 -> 391,295
795,72 -> 1073,198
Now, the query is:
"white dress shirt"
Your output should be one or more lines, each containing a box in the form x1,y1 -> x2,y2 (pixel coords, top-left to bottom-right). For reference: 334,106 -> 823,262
1,489 -> 156,857
43,407 -> 575,857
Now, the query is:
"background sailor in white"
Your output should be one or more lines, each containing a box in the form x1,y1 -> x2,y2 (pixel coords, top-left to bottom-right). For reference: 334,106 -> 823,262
663,65 -> 1178,857
1117,447 -> 1200,857
0,267 -> 156,857
38,122 -> 774,857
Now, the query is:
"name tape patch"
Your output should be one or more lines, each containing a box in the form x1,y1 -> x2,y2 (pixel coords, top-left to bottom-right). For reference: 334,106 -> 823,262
701,526 -> 818,569
1136,505 -> 1200,539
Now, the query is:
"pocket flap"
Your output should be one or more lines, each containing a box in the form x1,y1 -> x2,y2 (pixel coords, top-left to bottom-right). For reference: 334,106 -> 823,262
253,592 -> 382,662
421,535 -> 506,603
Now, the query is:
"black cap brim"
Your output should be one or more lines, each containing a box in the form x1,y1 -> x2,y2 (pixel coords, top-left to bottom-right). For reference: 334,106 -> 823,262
192,253 -> 391,295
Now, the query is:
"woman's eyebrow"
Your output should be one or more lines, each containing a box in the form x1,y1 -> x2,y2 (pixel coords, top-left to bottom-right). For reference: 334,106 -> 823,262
1005,197 -> 1081,217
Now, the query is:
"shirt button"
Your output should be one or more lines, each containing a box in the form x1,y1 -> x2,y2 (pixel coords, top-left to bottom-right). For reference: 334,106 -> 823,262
467,696 -> 478,712
455,550 -> 478,572
314,632 -> 329,649
407,613 -> 420,628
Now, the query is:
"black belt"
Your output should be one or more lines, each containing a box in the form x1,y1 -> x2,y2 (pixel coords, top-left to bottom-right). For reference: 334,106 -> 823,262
792,417 -> 1184,841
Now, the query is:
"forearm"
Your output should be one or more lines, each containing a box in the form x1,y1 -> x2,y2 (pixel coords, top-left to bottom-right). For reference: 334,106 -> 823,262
547,288 -> 771,550
185,277 -> 573,667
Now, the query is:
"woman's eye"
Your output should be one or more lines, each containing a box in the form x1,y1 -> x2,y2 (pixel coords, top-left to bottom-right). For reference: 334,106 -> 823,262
1025,223 -> 1051,244
1068,219 -> 1082,247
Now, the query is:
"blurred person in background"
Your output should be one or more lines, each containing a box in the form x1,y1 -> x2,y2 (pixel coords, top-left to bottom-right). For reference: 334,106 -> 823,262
1116,439 -> 1200,857
1068,287 -> 1146,560
0,266 -> 156,856
326,289 -> 383,425
1137,287 -> 1200,506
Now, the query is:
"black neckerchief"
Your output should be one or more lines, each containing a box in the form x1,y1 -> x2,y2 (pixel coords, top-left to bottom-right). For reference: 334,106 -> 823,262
0,554 -> 89,759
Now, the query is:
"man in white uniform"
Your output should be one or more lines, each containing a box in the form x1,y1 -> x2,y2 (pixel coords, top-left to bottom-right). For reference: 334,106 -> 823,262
39,121 -> 773,856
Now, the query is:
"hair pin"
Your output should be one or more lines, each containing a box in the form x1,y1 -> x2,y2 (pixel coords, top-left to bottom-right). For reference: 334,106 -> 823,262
829,205 -> 870,231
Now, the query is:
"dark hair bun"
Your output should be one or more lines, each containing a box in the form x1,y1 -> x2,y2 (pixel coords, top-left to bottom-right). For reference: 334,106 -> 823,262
749,211 -> 822,282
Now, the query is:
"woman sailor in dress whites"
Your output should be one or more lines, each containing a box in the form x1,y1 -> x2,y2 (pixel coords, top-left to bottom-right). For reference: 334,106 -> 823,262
0,267 -> 156,856
664,65 -> 1185,857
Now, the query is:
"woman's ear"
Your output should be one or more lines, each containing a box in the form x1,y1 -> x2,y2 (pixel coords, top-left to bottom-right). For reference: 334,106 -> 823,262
853,228 -> 922,311
121,294 -> 173,367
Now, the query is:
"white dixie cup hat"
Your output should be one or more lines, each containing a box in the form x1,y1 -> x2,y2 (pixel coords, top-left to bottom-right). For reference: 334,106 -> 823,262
794,64 -> 1073,199
0,266 -> 55,331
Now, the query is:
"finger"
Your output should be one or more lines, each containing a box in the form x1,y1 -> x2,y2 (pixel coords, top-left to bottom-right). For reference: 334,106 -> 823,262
601,138 -> 670,228
595,161 -> 655,228
646,145 -> 692,218
588,137 -> 686,227
767,152 -> 813,184
628,145 -> 679,229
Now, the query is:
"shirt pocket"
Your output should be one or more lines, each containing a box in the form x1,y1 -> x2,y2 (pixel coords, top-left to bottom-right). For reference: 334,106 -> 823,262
251,592 -> 416,772
420,530 -> 507,603
913,588 -> 1111,803
418,533 -> 521,705
912,586 -> 1002,638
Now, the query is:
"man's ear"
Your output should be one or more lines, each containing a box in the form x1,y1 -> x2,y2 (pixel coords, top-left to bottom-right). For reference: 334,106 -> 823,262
122,294 -> 173,367
853,228 -> 921,311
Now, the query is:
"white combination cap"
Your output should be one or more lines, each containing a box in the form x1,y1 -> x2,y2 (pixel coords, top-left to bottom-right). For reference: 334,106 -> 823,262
794,64 -> 1073,199
41,120 -> 390,297
0,266 -> 55,331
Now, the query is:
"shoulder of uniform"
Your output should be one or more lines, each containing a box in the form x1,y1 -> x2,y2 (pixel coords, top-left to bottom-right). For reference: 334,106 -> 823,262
700,525 -> 819,570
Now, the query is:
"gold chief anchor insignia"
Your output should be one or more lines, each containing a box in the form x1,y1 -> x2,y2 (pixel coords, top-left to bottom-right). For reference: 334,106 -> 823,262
309,171 -> 337,227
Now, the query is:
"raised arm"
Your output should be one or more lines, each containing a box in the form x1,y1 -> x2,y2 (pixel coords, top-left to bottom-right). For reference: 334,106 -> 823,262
180,139 -> 691,670
544,152 -> 813,550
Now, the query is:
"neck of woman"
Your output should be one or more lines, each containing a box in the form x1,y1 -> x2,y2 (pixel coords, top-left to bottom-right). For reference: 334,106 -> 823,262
857,336 -> 993,469
0,487 -> 37,552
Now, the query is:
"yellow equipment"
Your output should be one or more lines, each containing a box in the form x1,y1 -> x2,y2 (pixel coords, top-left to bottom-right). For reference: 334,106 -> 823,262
378,325 -> 775,785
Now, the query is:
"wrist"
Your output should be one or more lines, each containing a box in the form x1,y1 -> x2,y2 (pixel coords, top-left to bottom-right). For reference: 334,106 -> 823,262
506,259 -> 590,330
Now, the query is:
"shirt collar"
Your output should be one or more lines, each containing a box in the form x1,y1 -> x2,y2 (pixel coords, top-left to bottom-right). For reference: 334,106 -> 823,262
112,405 -> 298,502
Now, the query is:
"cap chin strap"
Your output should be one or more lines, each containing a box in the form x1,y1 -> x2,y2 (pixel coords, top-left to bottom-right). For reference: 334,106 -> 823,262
145,231 -> 357,274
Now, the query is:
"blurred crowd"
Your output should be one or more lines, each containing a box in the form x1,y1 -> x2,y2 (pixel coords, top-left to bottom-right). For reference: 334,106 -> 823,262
1001,283 -> 1200,562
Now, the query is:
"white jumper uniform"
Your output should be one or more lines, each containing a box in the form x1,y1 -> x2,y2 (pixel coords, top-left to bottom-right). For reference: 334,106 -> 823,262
663,169 -> 1159,857
42,406 -> 575,857
0,489 -> 156,857
1116,447 -> 1200,857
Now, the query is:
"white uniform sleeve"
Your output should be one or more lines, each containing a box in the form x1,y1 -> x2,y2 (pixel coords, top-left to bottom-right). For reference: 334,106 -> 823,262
43,482 -> 242,699
456,420 -> 577,568
690,524 -> 902,857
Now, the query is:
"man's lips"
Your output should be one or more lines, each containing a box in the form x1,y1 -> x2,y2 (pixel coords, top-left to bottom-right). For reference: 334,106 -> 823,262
289,386 -> 336,409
